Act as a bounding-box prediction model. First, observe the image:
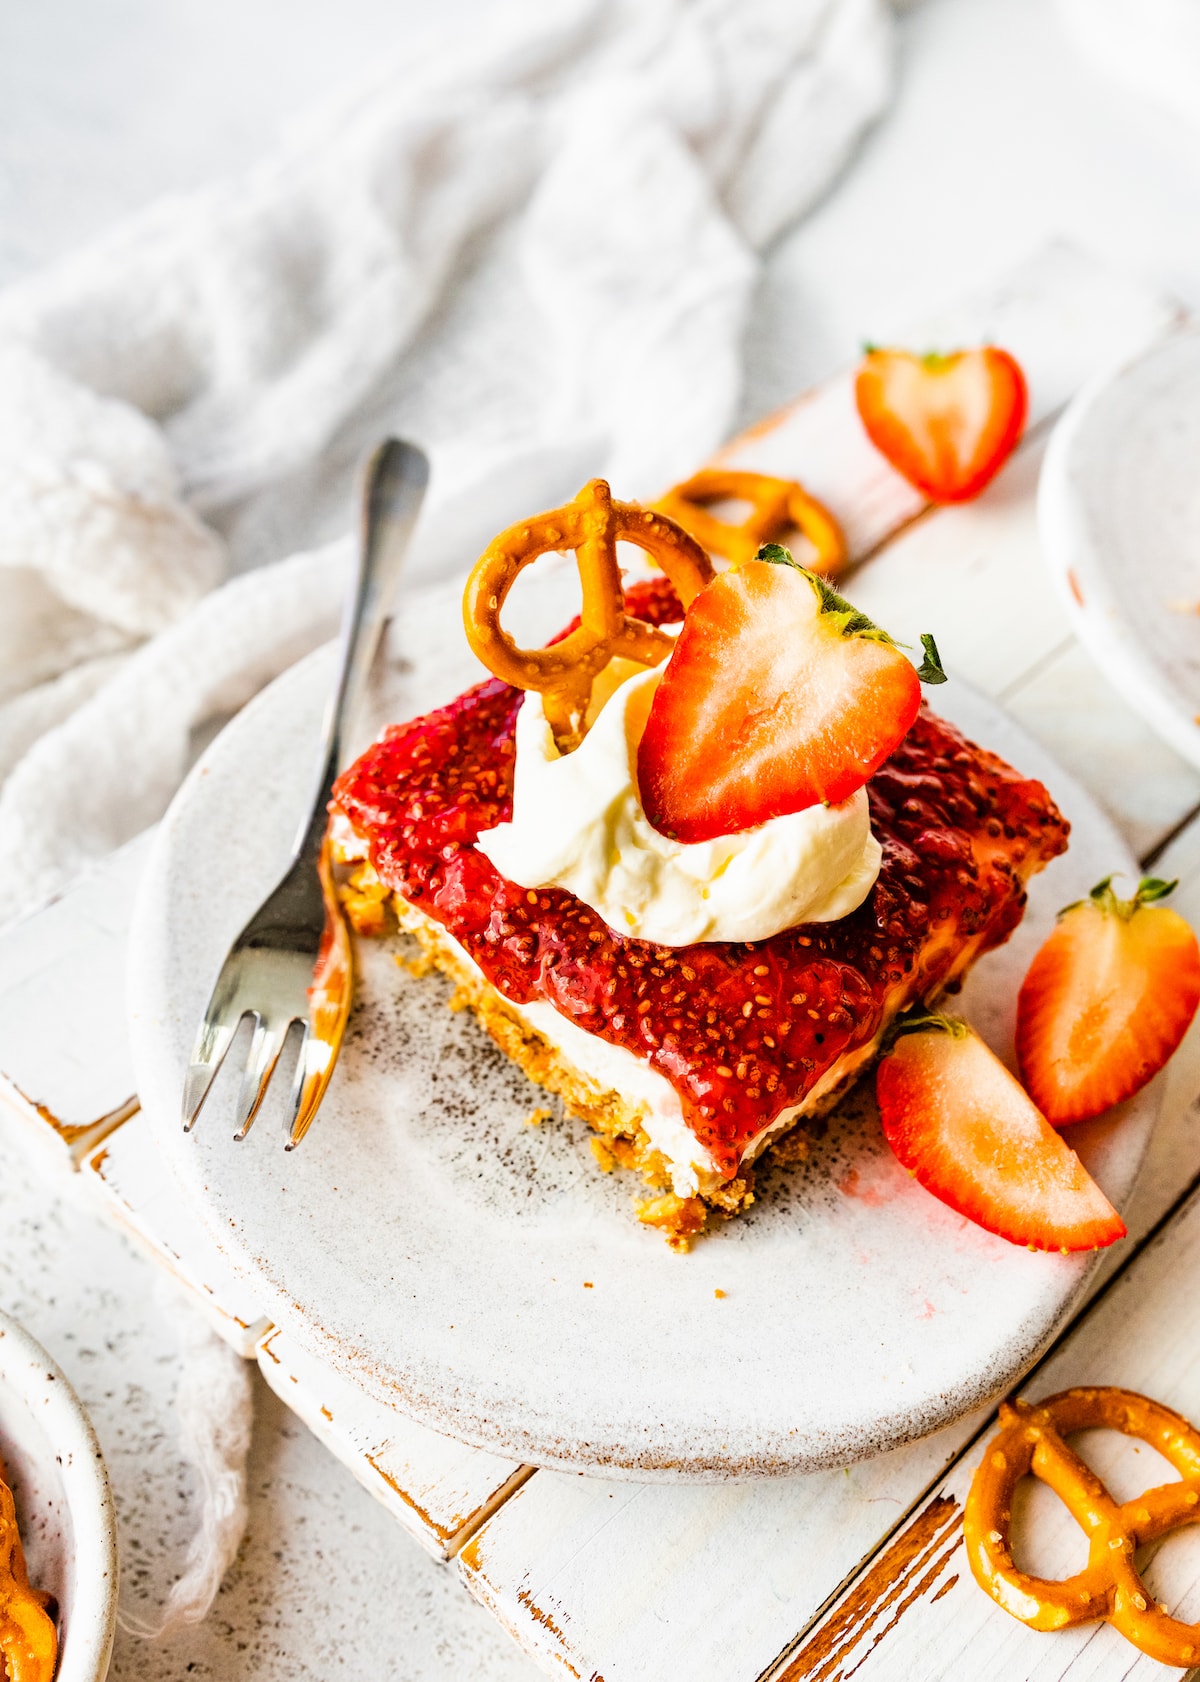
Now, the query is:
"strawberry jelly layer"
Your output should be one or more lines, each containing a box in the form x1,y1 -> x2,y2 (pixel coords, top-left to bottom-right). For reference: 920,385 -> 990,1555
332,578 -> 1069,1181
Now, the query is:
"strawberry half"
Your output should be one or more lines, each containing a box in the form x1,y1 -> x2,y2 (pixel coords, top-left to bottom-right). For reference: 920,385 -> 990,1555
855,345 -> 1027,503
637,548 -> 943,844
1016,875 -> 1200,1127
877,1015 -> 1125,1251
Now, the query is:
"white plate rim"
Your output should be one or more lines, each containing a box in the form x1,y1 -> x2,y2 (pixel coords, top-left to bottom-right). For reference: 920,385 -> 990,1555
127,641 -> 1160,1481
1039,323 -> 1200,774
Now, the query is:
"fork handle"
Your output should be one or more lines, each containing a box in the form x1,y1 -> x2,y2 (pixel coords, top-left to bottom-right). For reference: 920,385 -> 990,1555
293,439 -> 430,864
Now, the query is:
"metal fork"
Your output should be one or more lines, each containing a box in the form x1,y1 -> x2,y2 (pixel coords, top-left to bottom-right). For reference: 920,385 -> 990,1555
182,439 -> 430,1148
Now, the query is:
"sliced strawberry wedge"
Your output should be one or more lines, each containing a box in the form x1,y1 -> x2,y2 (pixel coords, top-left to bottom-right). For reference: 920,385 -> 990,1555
876,1016 -> 1125,1252
637,549 -> 941,844
1017,875 -> 1200,1127
855,346 -> 1027,504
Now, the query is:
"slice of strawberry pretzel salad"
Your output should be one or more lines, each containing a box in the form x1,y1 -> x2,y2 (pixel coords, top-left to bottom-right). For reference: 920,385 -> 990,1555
327,475 -> 1144,1252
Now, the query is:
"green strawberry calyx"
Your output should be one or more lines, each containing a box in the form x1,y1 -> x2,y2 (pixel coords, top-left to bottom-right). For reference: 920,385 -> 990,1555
881,1008 -> 970,1055
916,633 -> 947,684
1061,874 -> 1180,922
755,544 -> 947,685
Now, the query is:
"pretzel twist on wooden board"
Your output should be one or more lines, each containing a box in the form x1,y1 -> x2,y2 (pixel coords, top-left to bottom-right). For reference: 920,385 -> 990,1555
463,478 -> 713,751
655,468 -> 846,574
965,1387 -> 1200,1666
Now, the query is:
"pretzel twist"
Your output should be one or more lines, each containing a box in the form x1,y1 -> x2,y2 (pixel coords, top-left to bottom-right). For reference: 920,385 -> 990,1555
656,468 -> 846,574
463,478 -> 713,750
965,1387 -> 1200,1667
0,1462 -> 57,1682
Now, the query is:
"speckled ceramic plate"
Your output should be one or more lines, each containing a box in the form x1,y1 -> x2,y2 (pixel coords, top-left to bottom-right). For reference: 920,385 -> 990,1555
0,1309 -> 118,1682
129,577 -> 1159,1481
1040,325 -> 1200,770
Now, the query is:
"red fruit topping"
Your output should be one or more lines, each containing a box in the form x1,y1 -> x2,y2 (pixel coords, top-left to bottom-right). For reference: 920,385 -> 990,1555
332,576 -> 1068,1181
877,1016 -> 1125,1252
637,553 -> 938,844
855,345 -> 1027,504
1017,875 -> 1200,1127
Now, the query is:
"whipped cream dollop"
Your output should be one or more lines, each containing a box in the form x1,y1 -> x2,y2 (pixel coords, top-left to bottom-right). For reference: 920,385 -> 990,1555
476,663 -> 881,947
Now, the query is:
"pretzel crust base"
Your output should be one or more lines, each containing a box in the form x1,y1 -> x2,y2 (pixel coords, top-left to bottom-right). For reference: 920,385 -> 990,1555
332,854 -> 1014,1250
333,860 -> 870,1250
965,1387 -> 1200,1666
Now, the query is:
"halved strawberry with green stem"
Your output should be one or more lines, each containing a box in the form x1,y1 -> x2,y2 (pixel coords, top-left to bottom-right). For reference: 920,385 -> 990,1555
876,1013 -> 1125,1252
1017,875 -> 1200,1127
855,345 -> 1027,504
637,546 -> 945,844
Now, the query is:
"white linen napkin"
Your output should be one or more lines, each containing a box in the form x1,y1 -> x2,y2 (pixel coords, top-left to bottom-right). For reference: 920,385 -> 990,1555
0,0 -> 893,926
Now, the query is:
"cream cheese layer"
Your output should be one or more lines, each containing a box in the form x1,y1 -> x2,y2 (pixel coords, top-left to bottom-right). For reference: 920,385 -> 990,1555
477,664 -> 881,947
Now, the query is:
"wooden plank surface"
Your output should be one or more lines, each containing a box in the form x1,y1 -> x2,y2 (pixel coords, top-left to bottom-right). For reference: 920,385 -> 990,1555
81,1109 -> 270,1356
845,438 -> 1200,858
777,1191 -> 1200,1682
0,243 -> 1193,1682
0,830 -> 150,1162
845,436 -> 1073,693
457,1411 -> 992,1682
458,846 -> 1200,1678
0,839 -> 540,1559
256,1327 -> 532,1561
1004,642 -> 1200,861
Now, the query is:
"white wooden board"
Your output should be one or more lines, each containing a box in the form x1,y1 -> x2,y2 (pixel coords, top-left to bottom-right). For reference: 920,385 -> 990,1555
82,1110 -> 270,1357
0,832 -> 150,1165
1,242 -> 1195,1682
256,1325 -> 531,1561
777,1183 -> 1200,1682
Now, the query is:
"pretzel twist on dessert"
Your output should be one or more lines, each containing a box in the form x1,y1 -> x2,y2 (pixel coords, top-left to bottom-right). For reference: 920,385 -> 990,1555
965,1387 -> 1200,1667
656,468 -> 846,574
0,1461 -> 57,1682
463,478 -> 713,751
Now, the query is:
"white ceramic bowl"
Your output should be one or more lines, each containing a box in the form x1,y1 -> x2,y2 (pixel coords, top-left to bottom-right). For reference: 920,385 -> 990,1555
0,1309 -> 117,1682
1039,325 -> 1200,771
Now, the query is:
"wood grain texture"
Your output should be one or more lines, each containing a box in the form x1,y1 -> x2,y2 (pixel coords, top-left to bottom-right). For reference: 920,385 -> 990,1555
0,1091 -> 541,1682
0,831 -> 151,1163
0,836 -> 536,1560
81,1108 -> 270,1356
781,1182 -> 1200,1682
457,1426 -> 987,1682
776,1497 -> 962,1681
1003,640 -> 1200,861
256,1327 -> 532,1561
